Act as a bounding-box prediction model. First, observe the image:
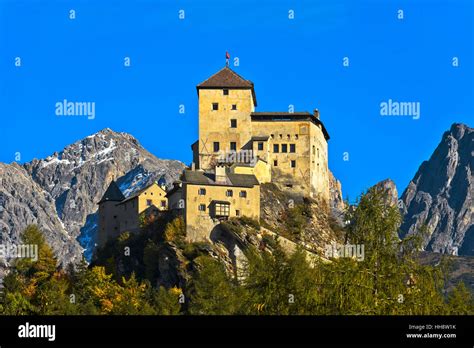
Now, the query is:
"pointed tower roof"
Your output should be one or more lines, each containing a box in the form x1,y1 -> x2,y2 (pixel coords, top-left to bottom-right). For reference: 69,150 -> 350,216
98,180 -> 125,204
197,67 -> 257,106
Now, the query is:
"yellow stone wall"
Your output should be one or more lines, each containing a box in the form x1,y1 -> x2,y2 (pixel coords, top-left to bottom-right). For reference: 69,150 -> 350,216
251,120 -> 329,201
198,88 -> 255,170
233,159 -> 271,184
136,183 -> 168,212
309,122 -> 330,202
184,182 -> 260,241
251,120 -> 311,193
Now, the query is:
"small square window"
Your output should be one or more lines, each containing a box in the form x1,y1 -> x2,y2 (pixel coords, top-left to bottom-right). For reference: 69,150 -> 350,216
213,142 -> 220,152
212,103 -> 219,111
161,200 -> 166,207
198,188 -> 206,195
236,210 -> 240,216
290,144 -> 296,153
258,142 -> 264,151
199,204 -> 206,212
282,144 -> 288,153
223,89 -> 229,95
230,142 -> 237,151
239,191 -> 247,198
226,190 -> 233,197
273,144 -> 279,153
274,160 -> 278,166
230,119 -> 237,128
231,104 -> 237,110
147,199 -> 152,207
291,160 -> 296,168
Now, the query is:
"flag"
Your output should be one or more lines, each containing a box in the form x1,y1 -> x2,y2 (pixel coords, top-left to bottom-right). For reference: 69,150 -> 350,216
226,51 -> 230,59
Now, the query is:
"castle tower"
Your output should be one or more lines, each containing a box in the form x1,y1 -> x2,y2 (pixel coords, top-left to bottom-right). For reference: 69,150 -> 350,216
97,180 -> 125,248
195,67 -> 257,170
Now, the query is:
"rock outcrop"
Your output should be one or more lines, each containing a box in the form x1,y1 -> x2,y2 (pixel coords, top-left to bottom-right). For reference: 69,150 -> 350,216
400,123 -> 473,256
0,162 -> 83,269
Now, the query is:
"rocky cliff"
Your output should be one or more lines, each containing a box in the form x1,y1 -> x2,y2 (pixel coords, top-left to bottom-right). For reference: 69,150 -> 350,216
400,123 -> 473,256
0,162 -> 82,272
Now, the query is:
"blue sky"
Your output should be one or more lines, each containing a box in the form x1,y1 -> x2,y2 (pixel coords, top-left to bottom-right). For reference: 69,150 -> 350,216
0,0 -> 472,202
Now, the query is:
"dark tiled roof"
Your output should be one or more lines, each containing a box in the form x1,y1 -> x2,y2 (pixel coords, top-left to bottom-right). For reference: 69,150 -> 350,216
227,173 -> 260,187
196,67 -> 257,106
197,67 -> 253,88
98,181 -> 125,204
182,170 -> 211,185
211,200 -> 231,205
251,112 -> 330,140
182,169 -> 259,188
251,135 -> 270,141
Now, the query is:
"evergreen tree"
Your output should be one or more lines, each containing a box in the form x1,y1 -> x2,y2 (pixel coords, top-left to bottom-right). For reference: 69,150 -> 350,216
188,256 -> 242,315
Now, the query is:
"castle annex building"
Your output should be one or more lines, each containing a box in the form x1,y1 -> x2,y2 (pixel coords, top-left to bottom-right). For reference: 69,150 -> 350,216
98,181 -> 167,247
99,64 -> 330,245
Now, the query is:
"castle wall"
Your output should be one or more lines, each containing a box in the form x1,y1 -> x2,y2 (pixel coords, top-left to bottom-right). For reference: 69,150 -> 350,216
184,182 -> 260,242
198,89 -> 255,170
98,201 -> 122,248
309,122 -> 330,202
116,184 -> 168,234
251,120 -> 313,195
117,199 -> 139,233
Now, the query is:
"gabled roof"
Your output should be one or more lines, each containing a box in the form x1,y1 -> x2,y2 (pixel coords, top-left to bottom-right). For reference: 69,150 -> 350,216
98,181 -> 125,204
182,169 -> 259,188
196,67 -> 257,106
117,182 -> 165,205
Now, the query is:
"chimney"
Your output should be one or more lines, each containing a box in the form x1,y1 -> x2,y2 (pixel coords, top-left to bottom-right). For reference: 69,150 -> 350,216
313,109 -> 320,119
191,162 -> 196,171
215,164 -> 227,184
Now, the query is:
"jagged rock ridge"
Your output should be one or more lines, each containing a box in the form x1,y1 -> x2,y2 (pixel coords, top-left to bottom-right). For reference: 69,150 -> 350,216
400,123 -> 473,256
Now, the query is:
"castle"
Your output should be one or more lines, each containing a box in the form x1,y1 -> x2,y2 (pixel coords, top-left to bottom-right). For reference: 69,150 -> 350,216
98,65 -> 330,246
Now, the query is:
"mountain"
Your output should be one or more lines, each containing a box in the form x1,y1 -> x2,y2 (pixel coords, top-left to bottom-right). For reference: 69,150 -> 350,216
400,123 -> 473,256
0,128 -> 186,268
0,162 -> 82,275
372,178 -> 399,207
